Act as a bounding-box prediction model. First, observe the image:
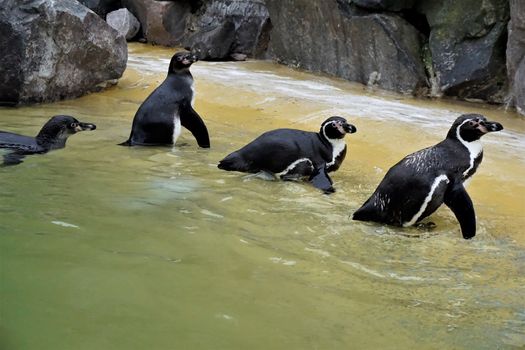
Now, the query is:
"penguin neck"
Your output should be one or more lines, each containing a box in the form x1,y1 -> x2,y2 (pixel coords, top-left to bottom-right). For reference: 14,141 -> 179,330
450,120 -> 483,178
321,133 -> 347,170
167,68 -> 192,80
36,127 -> 69,150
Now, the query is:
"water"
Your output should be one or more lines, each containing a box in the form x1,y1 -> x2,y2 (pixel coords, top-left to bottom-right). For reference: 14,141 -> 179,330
1,43 -> 524,350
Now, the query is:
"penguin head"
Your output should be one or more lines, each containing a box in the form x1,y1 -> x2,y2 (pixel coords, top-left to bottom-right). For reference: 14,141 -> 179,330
320,116 -> 357,140
448,114 -> 503,142
36,115 -> 96,147
169,51 -> 198,73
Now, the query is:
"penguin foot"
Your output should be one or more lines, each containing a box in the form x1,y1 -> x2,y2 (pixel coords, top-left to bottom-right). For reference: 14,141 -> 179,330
415,222 -> 437,230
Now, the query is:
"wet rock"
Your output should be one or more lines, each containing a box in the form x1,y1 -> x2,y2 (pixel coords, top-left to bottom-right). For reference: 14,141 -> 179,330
0,0 -> 127,106
420,0 -> 509,102
122,0 -> 270,60
122,0 -> 191,46
183,0 -> 271,60
506,0 -> 525,115
266,0 -> 428,94
77,0 -> 121,18
347,0 -> 416,12
106,8 -> 141,40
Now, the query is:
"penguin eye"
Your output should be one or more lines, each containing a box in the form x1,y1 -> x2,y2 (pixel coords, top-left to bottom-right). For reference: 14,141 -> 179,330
468,120 -> 476,126
70,123 -> 78,128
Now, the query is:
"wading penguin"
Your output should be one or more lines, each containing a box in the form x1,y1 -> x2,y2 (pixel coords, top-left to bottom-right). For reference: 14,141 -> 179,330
120,51 -> 210,148
352,114 -> 503,239
0,115 -> 96,166
218,116 -> 357,193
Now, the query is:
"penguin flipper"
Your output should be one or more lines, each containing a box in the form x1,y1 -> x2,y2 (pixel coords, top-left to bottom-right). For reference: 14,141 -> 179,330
180,103 -> 210,148
2,152 -> 26,166
309,166 -> 334,194
444,183 -> 476,239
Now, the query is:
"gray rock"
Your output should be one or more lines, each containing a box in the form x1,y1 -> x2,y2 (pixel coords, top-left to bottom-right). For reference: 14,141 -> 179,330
420,0 -> 509,102
349,0 -> 416,12
506,0 -> 525,115
77,0 -> 121,18
0,0 -> 127,106
183,0 -> 271,60
106,8 -> 140,40
122,0 -> 270,60
122,0 -> 193,46
266,0 -> 428,94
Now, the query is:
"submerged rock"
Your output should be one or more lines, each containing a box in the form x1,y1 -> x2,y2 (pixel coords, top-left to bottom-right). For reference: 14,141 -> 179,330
420,0 -> 509,102
266,0 -> 428,94
0,0 -> 127,106
507,0 -> 525,116
106,8 -> 141,40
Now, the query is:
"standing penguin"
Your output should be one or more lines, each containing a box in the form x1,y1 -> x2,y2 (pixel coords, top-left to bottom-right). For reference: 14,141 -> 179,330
218,116 -> 357,193
0,115 -> 96,166
120,51 -> 210,148
352,114 -> 503,239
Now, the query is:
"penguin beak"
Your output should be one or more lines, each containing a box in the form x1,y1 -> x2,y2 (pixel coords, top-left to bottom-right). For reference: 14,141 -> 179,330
76,122 -> 96,132
479,120 -> 503,133
343,123 -> 357,134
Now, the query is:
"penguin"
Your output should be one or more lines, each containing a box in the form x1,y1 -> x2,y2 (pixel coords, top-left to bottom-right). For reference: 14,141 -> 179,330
218,116 -> 357,193
0,115 -> 96,166
120,51 -> 210,148
352,113 -> 503,239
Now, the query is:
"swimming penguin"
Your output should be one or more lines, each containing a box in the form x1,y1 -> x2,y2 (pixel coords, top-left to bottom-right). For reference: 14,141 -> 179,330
352,114 -> 503,239
0,115 -> 96,166
120,51 -> 210,148
218,116 -> 357,193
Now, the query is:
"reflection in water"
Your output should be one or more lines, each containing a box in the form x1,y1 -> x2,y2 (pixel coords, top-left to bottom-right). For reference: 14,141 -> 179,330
0,43 -> 524,350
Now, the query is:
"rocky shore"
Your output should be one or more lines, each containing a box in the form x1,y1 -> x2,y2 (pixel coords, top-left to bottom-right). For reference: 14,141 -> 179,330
1,0 -> 523,116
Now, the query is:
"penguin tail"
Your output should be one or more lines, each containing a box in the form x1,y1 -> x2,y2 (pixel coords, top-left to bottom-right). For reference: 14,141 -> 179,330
118,139 -> 132,146
218,152 -> 248,172
352,203 -> 379,222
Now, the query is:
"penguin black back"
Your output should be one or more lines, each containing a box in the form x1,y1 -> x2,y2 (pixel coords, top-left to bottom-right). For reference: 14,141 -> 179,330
218,116 -> 357,193
0,115 -> 96,166
353,114 -> 503,239
120,51 -> 210,148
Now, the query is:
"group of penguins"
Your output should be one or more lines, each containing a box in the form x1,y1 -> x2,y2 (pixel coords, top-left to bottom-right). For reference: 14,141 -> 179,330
0,51 -> 504,240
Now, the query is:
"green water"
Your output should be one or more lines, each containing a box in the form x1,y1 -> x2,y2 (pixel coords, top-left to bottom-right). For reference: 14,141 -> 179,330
1,44 -> 524,349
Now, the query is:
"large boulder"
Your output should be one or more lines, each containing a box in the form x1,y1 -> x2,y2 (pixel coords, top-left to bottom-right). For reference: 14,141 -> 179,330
419,0 -> 509,102
0,0 -> 127,106
77,0 -> 121,18
349,0 -> 416,12
121,0 -> 191,46
122,0 -> 271,60
106,8 -> 141,40
183,0 -> 271,60
265,0 -> 428,94
506,0 -> 525,115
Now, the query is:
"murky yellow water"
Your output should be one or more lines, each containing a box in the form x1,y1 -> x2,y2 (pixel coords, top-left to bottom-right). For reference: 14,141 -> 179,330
1,43 -> 524,349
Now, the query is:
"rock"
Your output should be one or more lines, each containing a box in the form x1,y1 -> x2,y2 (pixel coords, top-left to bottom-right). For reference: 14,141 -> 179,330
506,0 -> 525,115
77,0 -> 121,18
183,0 -> 271,60
122,0 -> 270,60
265,0 -> 428,94
0,0 -> 127,106
106,8 -> 140,40
122,0 -> 192,46
420,0 -> 509,102
349,0 -> 416,12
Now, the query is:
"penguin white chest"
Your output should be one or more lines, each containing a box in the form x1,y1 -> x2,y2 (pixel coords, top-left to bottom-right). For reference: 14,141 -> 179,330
327,139 -> 346,168
190,81 -> 195,107
172,113 -> 182,144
